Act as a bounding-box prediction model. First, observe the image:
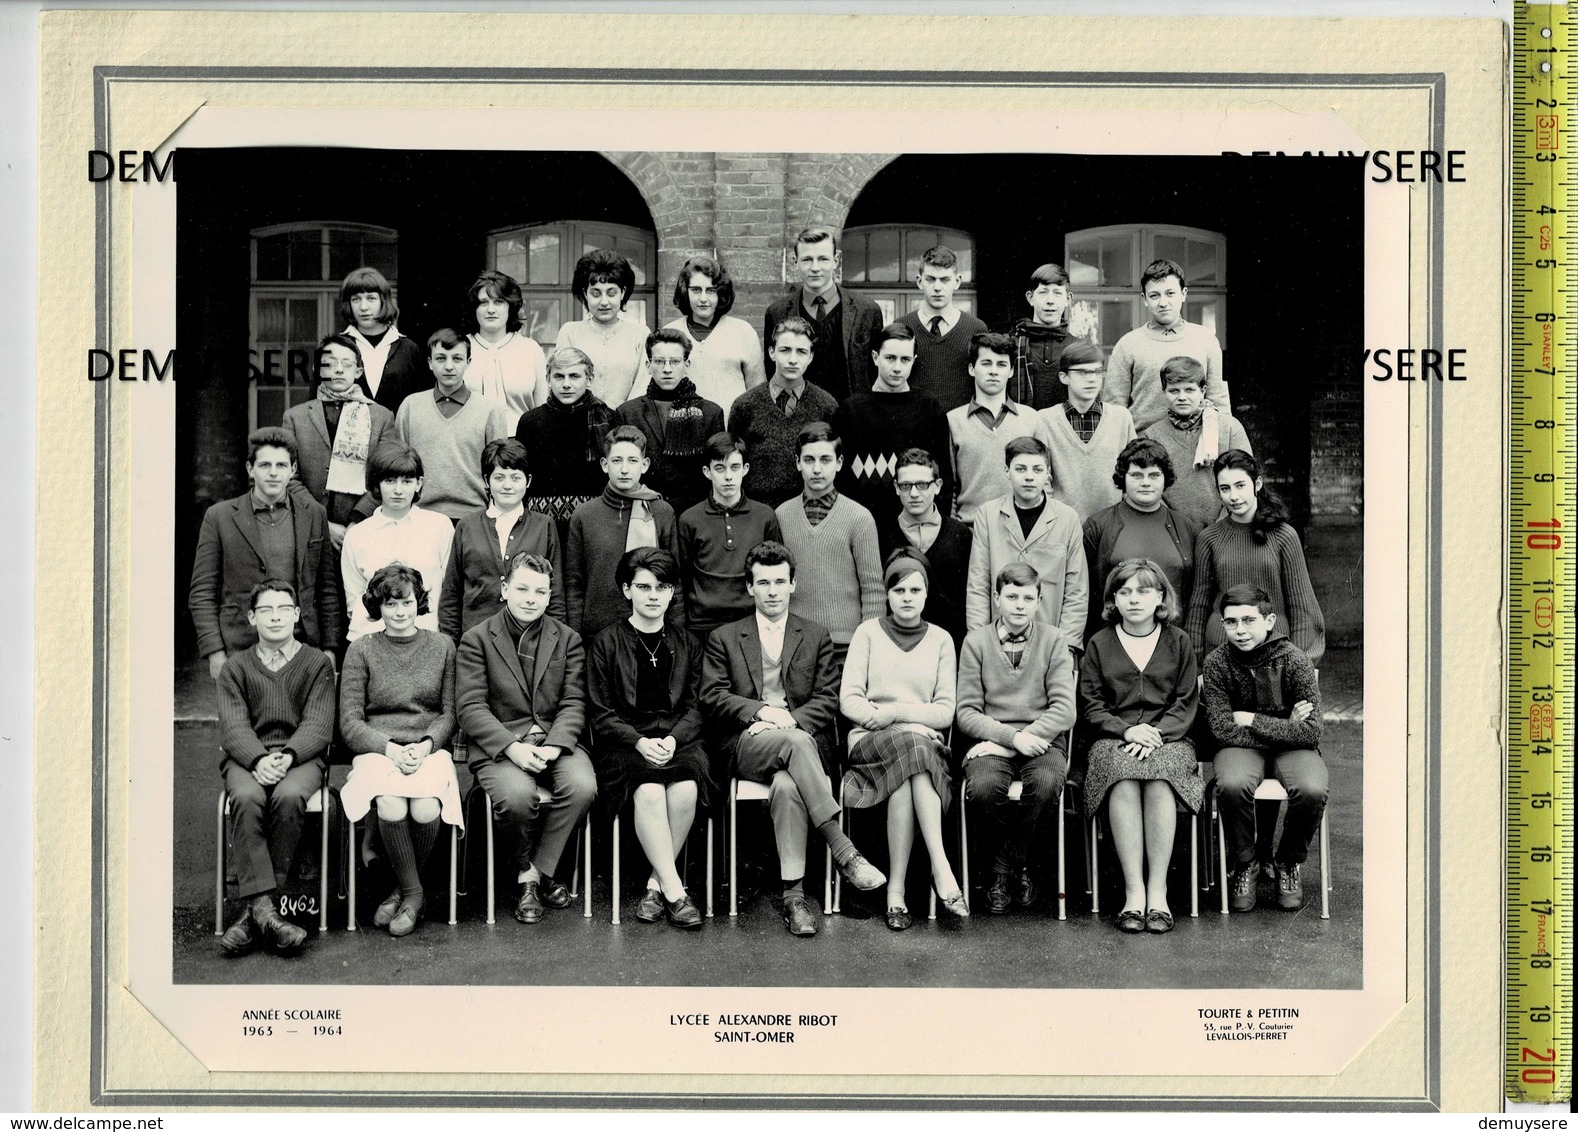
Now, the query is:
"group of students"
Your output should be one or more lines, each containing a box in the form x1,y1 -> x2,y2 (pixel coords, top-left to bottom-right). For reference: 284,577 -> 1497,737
193,232 -> 1330,958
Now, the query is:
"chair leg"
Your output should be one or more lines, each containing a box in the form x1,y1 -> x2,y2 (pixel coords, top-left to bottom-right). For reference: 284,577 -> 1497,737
485,791 -> 496,926
928,888 -> 937,921
582,819 -> 593,919
1189,813 -> 1199,918
1056,795 -> 1066,921
729,780 -> 739,918
346,817 -> 358,932
1319,812 -> 1331,919
610,813 -> 621,925
1217,809 -> 1230,915
1089,816 -> 1100,916
832,784 -> 847,914
448,825 -> 458,926
318,785 -> 330,933
705,817 -> 714,918
214,792 -> 228,936
959,779 -> 971,911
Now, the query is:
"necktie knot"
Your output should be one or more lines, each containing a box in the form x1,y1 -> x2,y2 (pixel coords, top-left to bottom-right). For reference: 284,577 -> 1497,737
813,295 -> 827,319
929,315 -> 944,338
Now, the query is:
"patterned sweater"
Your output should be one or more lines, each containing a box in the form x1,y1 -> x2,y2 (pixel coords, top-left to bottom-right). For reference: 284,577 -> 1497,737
832,388 -> 954,519
1201,637 -> 1323,752
727,380 -> 840,506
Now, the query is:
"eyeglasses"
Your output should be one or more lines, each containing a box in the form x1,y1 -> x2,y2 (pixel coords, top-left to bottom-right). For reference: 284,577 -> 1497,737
252,604 -> 298,616
896,480 -> 936,495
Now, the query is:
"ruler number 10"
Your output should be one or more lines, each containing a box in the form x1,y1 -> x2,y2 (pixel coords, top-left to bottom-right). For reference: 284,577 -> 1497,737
1527,518 -> 1562,551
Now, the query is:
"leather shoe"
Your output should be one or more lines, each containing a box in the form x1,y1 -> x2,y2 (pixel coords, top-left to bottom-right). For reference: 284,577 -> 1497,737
837,852 -> 886,892
1016,868 -> 1040,909
219,906 -> 256,957
373,888 -> 403,928
1115,908 -> 1146,933
514,881 -> 544,924
250,894 -> 308,955
986,870 -> 1013,915
1276,862 -> 1304,911
1230,865 -> 1259,913
664,893 -> 704,930
939,890 -> 971,918
388,898 -> 423,938
1145,908 -> 1175,934
884,906 -> 913,932
634,886 -> 666,923
540,876 -> 573,909
781,894 -> 818,937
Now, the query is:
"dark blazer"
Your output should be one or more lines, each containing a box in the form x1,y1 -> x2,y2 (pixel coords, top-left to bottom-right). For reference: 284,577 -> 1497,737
280,399 -> 394,509
456,611 -> 587,767
588,621 -> 704,749
700,612 -> 841,772
187,489 -> 342,658
355,334 -> 433,417
762,284 -> 884,404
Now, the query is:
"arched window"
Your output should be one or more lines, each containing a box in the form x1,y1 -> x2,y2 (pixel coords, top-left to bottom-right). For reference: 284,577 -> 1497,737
839,224 -> 976,324
1064,225 -> 1227,351
248,221 -> 399,428
487,221 -> 657,350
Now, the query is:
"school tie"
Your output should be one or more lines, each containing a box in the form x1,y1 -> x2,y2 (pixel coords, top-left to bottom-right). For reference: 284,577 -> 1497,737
813,295 -> 827,321
776,388 -> 797,417
929,315 -> 944,339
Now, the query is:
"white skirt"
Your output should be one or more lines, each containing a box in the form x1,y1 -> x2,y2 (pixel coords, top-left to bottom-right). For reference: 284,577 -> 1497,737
339,750 -> 465,829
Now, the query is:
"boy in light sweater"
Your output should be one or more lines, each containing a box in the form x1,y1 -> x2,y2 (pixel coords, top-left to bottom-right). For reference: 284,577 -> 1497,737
955,563 -> 1076,914
394,328 -> 509,522
1202,584 -> 1326,913
1140,355 -> 1253,527
947,331 -> 1053,527
1103,258 -> 1232,430
774,422 -> 884,659
1038,339 -> 1135,521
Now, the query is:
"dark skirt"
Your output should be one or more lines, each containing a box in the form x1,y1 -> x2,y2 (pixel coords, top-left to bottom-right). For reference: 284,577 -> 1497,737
843,727 -> 953,811
598,738 -> 713,815
1081,737 -> 1202,815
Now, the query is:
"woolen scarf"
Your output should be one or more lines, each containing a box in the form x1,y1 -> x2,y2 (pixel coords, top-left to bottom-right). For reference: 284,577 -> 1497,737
1166,404 -> 1222,468
548,391 -> 615,464
318,382 -> 374,495
646,377 -> 710,458
603,482 -> 663,552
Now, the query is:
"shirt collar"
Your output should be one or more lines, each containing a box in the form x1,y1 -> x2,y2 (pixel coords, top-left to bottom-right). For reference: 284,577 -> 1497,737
800,285 -> 840,315
897,506 -> 941,533
968,396 -> 1019,420
1065,399 -> 1104,418
706,495 -> 748,514
434,382 -> 471,405
756,611 -> 788,638
1146,319 -> 1185,336
256,636 -> 302,665
803,487 -> 838,508
249,489 -> 291,513
921,306 -> 962,333
769,374 -> 806,399
370,506 -> 415,527
997,619 -> 1035,645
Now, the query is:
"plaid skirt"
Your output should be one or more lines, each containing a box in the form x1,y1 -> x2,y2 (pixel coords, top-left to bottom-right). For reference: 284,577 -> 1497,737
843,727 -> 953,811
1081,738 -> 1202,816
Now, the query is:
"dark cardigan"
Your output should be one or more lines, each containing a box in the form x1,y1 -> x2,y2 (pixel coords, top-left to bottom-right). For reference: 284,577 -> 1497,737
438,506 -> 564,643
1078,622 -> 1199,748
564,489 -> 684,642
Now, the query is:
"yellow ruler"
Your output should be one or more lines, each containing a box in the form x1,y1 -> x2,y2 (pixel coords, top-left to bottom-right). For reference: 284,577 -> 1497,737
1509,0 -> 1574,1106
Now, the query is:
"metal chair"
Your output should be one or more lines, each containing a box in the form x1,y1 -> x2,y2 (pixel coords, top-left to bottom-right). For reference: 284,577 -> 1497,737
728,776 -> 833,917
609,807 -> 714,925
214,779 -> 332,934
1211,778 -> 1332,919
1080,763 -> 1205,919
467,782 -> 593,924
957,729 -> 1075,920
345,813 -> 461,930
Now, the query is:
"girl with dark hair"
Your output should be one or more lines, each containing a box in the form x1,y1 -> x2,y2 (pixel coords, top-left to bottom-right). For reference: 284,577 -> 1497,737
338,266 -> 431,414
464,269 -> 547,432
338,563 -> 463,937
1081,437 -> 1203,642
1079,558 -> 1201,935
587,548 -> 711,930
1183,449 -> 1325,667
555,249 -> 649,407
340,442 -> 454,641
647,255 -> 765,411
839,550 -> 966,930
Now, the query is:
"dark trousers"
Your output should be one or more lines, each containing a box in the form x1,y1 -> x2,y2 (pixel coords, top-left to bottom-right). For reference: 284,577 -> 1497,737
223,759 -> 324,899
1214,747 -> 1328,867
962,747 -> 1066,868
735,728 -> 839,881
471,747 -> 597,878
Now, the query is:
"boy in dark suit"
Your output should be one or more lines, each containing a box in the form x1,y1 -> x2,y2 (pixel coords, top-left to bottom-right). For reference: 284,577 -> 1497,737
188,427 -> 343,681
456,552 -> 597,924
700,540 -> 885,936
761,226 -> 884,404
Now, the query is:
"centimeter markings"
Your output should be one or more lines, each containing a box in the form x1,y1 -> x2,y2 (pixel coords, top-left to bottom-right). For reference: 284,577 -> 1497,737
1508,1 -> 1574,1106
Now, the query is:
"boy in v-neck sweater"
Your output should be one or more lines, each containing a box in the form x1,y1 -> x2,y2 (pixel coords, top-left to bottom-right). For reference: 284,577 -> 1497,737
1037,340 -> 1135,522
774,422 -> 884,650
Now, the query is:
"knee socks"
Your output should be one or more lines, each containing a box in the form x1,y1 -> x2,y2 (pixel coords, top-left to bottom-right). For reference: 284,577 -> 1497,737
379,817 -> 440,908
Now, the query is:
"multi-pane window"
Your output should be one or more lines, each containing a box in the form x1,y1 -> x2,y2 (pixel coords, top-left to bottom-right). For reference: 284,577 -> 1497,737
487,221 -> 657,349
840,225 -> 976,324
1064,225 -> 1227,351
248,222 -> 399,428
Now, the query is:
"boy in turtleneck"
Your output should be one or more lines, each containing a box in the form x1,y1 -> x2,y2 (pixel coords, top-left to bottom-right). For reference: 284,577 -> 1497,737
1202,584 -> 1326,914
564,424 -> 684,642
615,328 -> 726,517
1139,355 -> 1254,528
516,346 -> 615,542
831,321 -> 953,519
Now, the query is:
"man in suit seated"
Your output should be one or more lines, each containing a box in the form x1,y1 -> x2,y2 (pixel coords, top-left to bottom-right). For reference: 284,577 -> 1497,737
456,551 -> 597,925
700,540 -> 885,937
280,334 -> 395,551
189,427 -> 343,683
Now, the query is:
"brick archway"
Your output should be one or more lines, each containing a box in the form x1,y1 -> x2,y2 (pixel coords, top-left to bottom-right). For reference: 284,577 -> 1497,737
794,153 -> 900,237
601,151 -> 701,251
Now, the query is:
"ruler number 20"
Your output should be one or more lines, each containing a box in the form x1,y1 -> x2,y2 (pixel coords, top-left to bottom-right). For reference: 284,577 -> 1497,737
1521,1046 -> 1558,1087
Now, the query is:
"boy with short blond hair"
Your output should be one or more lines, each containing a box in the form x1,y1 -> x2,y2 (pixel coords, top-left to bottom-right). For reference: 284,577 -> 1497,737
897,245 -> 990,412
1141,355 -> 1254,527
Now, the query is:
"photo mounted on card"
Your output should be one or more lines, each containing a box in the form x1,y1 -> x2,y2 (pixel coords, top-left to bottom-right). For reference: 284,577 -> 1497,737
37,10 -> 1504,1111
